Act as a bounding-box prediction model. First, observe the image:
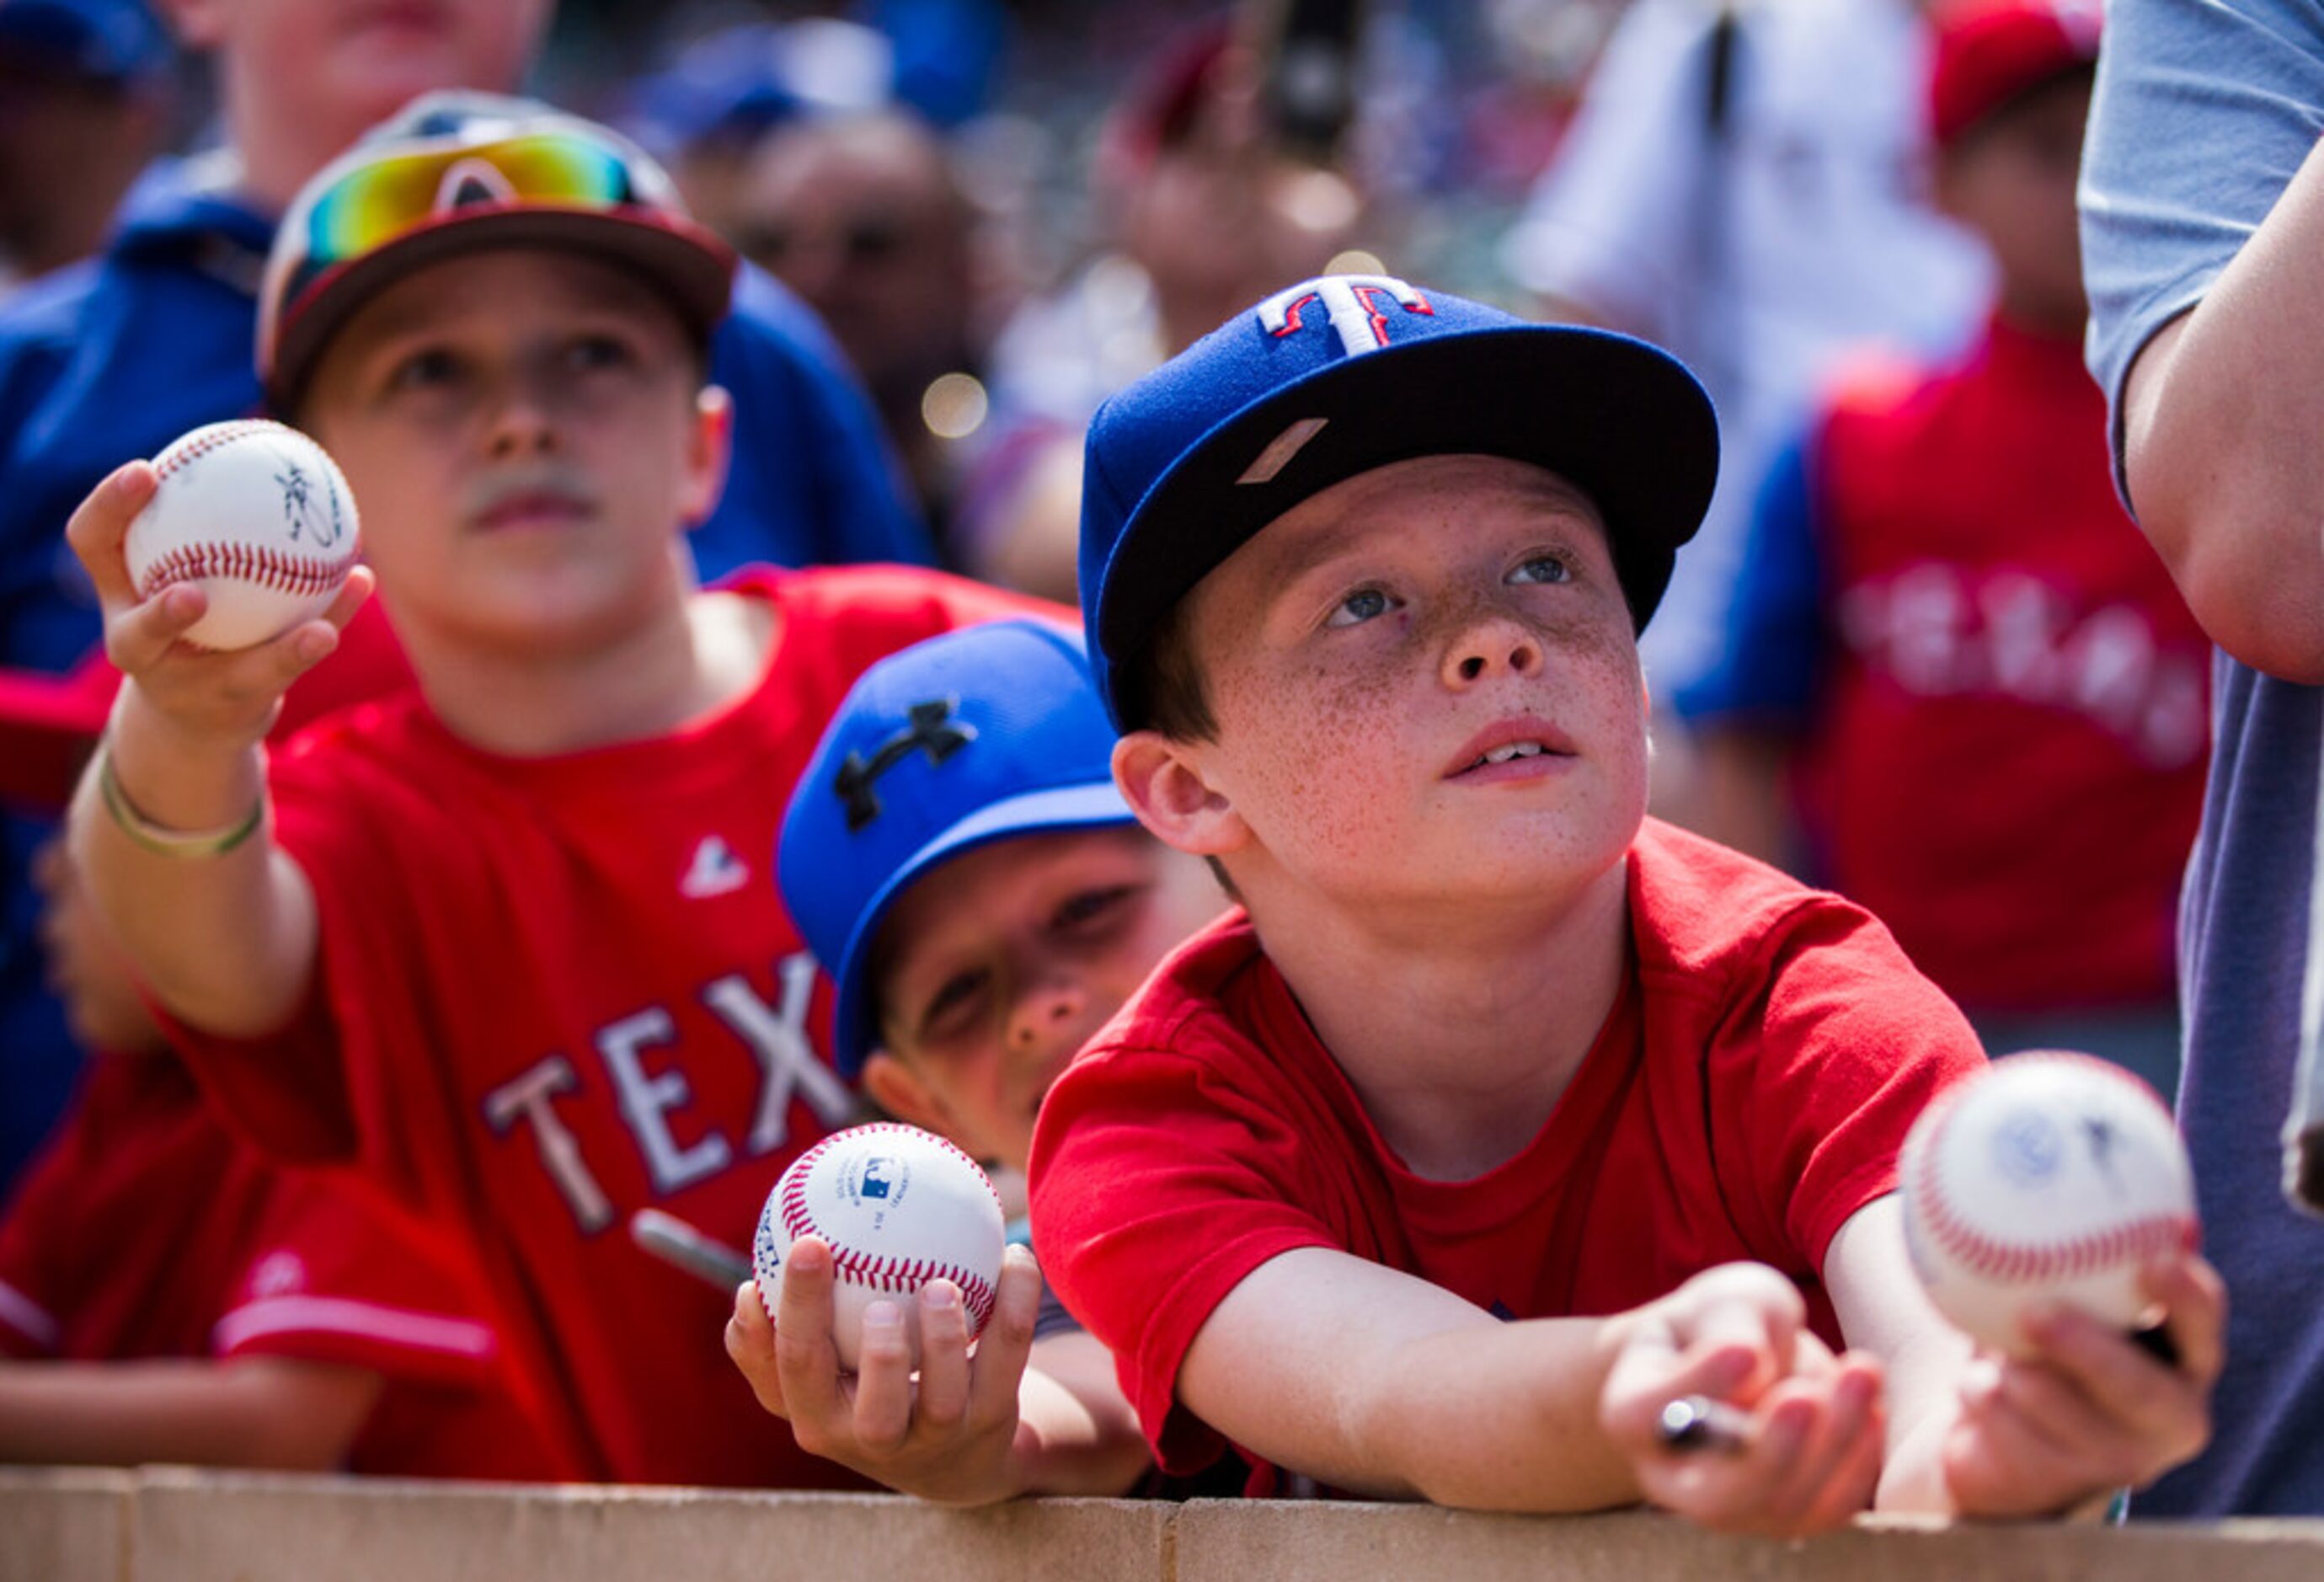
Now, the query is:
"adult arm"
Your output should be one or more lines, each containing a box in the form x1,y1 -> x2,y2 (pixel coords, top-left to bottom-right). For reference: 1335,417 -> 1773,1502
0,1356 -> 381,1470
2081,0 -> 2324,679
2118,159 -> 2324,681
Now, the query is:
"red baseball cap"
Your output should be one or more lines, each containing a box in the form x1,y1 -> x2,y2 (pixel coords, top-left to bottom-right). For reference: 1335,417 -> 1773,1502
1928,0 -> 2102,147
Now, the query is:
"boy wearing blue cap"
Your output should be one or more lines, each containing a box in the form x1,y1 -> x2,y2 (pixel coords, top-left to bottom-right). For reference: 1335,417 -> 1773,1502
725,618 -> 1226,1502
1028,274 -> 2225,1528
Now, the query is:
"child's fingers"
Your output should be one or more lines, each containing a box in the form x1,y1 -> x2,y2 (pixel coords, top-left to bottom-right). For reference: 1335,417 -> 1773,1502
913,1282 -> 974,1435
964,1245 -> 1043,1426
105,584 -> 210,675
848,1301 -> 916,1453
1761,1363 -> 1883,1531
63,462 -> 158,609
2139,1254 -> 2229,1387
771,1237 -> 845,1426
724,1280 -> 789,1418
2019,1298 -> 2209,1456
319,564 -> 374,629
1602,1334 -> 1760,1453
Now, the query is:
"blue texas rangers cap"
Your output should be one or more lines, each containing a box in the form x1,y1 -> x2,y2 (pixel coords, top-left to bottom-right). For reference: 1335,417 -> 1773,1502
1078,273 -> 1720,730
778,618 -> 1133,1076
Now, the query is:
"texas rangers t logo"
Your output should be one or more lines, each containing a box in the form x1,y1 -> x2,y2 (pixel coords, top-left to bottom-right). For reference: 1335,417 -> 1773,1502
834,698 -> 975,831
1257,275 -> 1433,358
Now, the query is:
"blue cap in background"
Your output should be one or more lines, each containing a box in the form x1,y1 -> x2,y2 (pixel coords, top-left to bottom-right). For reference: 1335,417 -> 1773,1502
0,0 -> 170,83
778,618 -> 1131,1075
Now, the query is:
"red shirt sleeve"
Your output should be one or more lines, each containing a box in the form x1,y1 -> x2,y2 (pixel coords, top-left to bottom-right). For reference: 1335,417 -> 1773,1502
211,1176 -> 501,1389
1028,923 -> 1365,1474
1714,894 -> 1989,1269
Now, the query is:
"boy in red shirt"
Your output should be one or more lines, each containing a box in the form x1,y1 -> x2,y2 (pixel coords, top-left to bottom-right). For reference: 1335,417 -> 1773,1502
0,772 -> 551,1477
725,618 -> 1228,1502
1028,274 -> 2224,1528
57,95 -> 1032,1487
1674,0 -> 2205,1093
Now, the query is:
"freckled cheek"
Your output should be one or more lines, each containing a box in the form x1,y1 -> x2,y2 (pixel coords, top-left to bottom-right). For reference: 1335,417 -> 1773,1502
1228,664 -> 1415,857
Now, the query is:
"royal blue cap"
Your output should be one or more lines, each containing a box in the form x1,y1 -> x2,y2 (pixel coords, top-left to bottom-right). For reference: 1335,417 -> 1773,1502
778,618 -> 1132,1076
1077,274 -> 1720,730
0,0 -> 170,83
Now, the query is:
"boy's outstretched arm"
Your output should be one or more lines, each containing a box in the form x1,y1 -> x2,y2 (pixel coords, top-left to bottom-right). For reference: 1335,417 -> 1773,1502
61,462 -> 371,1036
1824,1194 -> 2225,1517
1178,1249 -> 1882,1531
725,1237 -> 1150,1503
0,1356 -> 382,1470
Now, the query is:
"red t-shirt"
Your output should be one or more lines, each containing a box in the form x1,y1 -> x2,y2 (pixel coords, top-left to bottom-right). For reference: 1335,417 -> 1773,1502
1028,820 -> 1986,1481
0,1051 -> 556,1478
167,564 -> 1043,1487
1802,319 -> 2209,1010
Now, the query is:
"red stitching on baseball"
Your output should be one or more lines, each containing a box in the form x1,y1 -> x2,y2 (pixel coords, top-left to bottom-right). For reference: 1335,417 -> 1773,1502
1911,1052 -> 2196,1288
153,420 -> 289,481
135,542 -> 359,604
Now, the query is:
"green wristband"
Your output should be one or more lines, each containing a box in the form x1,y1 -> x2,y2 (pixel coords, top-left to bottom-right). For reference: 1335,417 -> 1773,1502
96,739 -> 264,859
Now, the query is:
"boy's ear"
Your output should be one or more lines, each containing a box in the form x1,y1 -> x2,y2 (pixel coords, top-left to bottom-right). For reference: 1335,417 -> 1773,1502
860,1050 -> 956,1136
1113,731 -> 1250,858
681,385 -> 734,529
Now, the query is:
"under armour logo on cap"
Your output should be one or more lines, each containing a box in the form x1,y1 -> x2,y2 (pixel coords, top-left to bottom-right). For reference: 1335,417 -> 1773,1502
833,699 -> 976,831
1257,275 -> 1433,358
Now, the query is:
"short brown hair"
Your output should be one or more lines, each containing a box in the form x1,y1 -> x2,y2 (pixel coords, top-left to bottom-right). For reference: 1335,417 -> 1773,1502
1122,594 -> 1218,741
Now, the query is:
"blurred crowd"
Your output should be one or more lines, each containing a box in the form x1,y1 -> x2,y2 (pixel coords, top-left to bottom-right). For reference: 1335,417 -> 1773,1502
0,0 -> 2261,1518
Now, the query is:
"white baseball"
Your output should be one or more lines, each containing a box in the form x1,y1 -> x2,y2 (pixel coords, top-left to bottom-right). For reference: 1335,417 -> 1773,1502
126,420 -> 361,651
752,1122 -> 1006,1372
1899,1050 -> 2197,1358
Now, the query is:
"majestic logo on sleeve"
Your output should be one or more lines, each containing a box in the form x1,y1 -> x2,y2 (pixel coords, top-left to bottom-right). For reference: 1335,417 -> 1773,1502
833,698 -> 975,831
1256,275 -> 1433,358
679,835 -> 749,899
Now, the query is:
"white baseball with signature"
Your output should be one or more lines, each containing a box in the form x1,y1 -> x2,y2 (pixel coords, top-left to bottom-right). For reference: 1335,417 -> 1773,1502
753,1122 -> 1006,1372
126,420 -> 361,651
1900,1050 -> 2197,1358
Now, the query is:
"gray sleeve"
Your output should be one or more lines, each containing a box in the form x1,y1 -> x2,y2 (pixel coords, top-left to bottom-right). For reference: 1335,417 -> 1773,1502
2080,0 -> 2324,468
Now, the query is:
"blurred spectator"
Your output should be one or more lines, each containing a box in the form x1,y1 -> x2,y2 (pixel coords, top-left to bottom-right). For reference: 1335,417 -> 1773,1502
1670,0 -> 2204,1094
970,17 -> 1370,601
0,0 -> 932,1205
733,107 -> 997,555
1499,0 -> 1991,724
0,838 -> 558,1479
0,0 -> 174,288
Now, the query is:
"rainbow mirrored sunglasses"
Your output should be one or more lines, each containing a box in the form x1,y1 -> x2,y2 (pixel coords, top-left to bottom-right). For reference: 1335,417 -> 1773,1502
278,130 -> 661,307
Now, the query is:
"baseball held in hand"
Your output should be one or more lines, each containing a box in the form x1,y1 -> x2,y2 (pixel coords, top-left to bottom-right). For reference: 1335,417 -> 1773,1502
126,420 -> 361,651
753,1122 -> 1007,1372
1900,1050 -> 2197,1358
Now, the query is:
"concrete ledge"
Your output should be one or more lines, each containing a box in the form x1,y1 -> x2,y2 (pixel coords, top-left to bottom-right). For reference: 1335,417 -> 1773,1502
130,1471 -> 1169,1582
0,1467 -> 132,1582
7,1467 -> 2324,1581
1170,1500 -> 2324,1582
